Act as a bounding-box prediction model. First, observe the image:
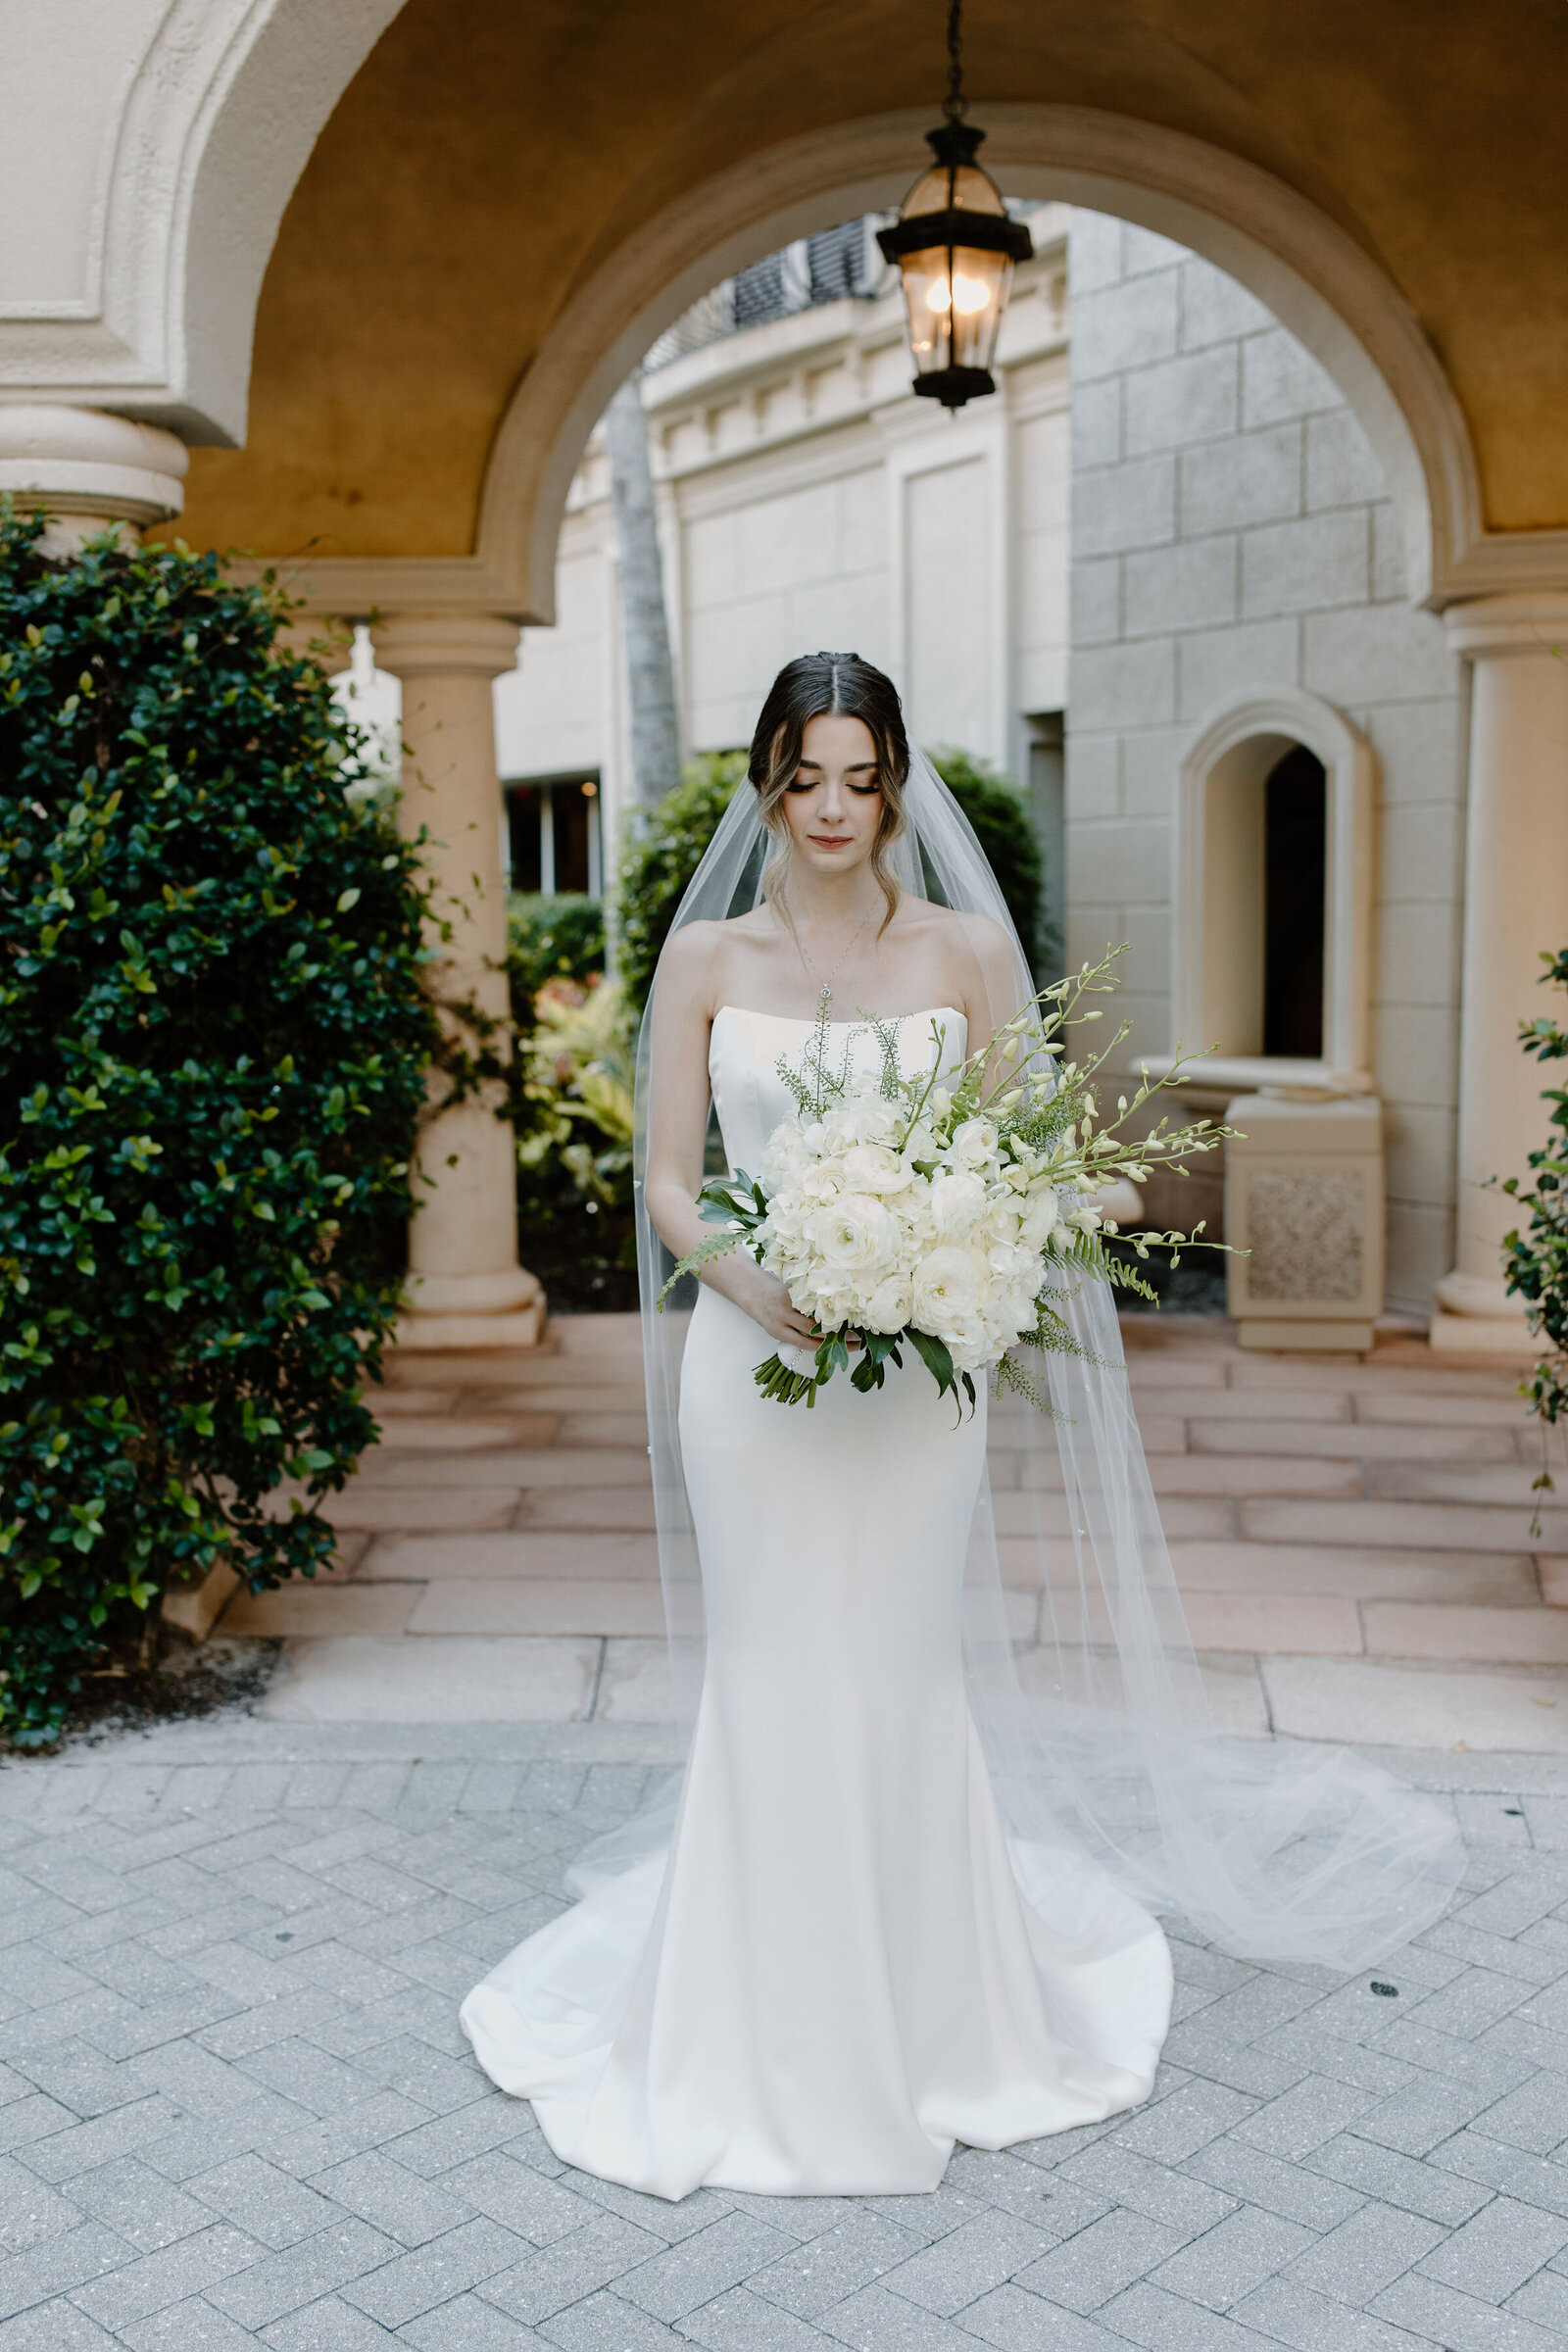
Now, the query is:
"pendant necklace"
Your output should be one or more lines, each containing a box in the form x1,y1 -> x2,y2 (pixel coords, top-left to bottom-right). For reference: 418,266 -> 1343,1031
793,907 -> 873,1013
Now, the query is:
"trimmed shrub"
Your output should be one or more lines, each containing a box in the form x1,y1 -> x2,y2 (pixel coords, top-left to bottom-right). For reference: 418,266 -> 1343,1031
0,512 -> 437,1744
507,892 -> 604,1006
613,753 -> 747,1013
927,748 -> 1046,975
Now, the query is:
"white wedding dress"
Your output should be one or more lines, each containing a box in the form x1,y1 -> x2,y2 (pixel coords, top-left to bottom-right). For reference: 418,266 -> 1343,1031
461,1005 -> 1173,2200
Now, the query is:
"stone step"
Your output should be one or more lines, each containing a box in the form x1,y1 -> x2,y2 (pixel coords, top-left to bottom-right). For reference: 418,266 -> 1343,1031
1189,1419 -> 1516,1462
355,1446 -> 652,1489
1241,1496 -> 1568,1553
1366,1460 -> 1550,1505
1165,1541 -> 1541,1606
360,1532 -> 662,1581
1260,1656 -> 1568,1753
367,1413 -> 559,1450
1362,1601 -> 1568,1665
408,1579 -> 667,1637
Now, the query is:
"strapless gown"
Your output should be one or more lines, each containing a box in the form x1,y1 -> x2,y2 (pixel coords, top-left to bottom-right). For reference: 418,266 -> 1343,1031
460,1004 -> 1173,2199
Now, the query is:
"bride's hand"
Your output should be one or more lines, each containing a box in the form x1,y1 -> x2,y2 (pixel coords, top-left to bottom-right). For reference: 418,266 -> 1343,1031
731,1266 -> 821,1351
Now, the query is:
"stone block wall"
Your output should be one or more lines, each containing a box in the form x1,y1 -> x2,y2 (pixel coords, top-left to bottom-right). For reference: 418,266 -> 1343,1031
1066,214 -> 1467,1311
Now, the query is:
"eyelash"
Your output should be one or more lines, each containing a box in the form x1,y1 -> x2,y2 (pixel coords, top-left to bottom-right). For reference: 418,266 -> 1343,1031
787,779 -> 880,796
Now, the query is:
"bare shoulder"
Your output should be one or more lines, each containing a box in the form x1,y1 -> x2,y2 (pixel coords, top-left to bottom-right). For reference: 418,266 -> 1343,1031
655,918 -> 724,1004
903,899 -> 1014,965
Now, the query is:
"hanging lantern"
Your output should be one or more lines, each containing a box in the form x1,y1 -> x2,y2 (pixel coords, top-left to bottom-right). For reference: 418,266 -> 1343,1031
878,0 -> 1032,410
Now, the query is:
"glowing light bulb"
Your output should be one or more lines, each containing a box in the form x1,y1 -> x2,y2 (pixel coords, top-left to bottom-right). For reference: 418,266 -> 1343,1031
952,273 -> 990,316
927,281 -> 953,315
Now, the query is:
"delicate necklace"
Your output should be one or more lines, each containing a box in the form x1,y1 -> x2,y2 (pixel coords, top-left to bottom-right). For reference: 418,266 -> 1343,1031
792,906 -> 873,1012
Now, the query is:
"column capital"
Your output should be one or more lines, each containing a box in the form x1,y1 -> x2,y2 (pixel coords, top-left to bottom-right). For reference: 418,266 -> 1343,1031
0,405 -> 188,552
370,611 -> 519,679
1443,590 -> 1568,660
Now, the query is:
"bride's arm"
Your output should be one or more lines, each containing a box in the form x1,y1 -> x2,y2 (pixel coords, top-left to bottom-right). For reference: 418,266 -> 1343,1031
643,928 -> 820,1350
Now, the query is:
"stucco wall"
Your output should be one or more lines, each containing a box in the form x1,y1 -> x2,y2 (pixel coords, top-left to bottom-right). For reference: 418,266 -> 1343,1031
1065,213 -> 1466,1312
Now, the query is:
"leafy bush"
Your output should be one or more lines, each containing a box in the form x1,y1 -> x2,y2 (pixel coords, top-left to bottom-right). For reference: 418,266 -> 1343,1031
927,748 -> 1046,975
1501,948 -> 1568,1475
0,511 -> 437,1744
613,753 -> 747,1012
507,892 -> 604,1004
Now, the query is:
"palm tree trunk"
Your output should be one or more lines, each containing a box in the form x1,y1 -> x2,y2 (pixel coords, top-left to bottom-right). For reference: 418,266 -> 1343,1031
606,373 -> 680,805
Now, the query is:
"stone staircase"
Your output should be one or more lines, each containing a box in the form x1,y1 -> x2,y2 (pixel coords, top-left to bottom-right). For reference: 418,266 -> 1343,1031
219,1313 -> 1568,1752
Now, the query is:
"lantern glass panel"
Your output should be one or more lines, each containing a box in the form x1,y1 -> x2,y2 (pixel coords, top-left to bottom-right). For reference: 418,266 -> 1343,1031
898,246 -> 1012,379
900,160 -> 1008,220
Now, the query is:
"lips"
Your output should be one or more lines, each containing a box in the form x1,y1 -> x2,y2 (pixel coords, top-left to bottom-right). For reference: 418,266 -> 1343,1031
809,834 -> 853,848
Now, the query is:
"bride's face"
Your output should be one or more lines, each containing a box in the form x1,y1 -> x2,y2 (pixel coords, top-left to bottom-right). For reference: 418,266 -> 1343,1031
782,712 -> 882,877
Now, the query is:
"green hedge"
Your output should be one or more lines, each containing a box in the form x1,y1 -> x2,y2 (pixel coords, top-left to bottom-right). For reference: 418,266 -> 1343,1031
1502,946 -> 1568,1437
927,748 -> 1046,975
613,753 -> 747,1013
0,512 -> 437,1743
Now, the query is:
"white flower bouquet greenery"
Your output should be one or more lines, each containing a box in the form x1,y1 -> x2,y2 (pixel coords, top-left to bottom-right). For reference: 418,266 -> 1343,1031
661,947 -> 1236,1412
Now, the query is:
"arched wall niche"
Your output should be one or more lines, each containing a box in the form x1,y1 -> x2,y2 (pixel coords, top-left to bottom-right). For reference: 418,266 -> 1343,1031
1166,688 -> 1377,1099
268,105 -> 1507,622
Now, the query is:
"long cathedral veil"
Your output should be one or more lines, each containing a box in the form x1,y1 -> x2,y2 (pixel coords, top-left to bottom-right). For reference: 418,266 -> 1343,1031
600,737 -> 1462,1974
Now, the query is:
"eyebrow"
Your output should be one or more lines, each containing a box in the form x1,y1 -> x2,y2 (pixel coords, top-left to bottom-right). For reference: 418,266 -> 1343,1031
796,759 -> 879,771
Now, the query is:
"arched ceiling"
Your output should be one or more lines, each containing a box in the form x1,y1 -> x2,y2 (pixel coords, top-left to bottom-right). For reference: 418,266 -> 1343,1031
173,0 -> 1568,567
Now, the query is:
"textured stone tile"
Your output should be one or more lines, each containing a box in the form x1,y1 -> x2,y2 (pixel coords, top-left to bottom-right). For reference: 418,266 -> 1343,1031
1303,2133 -> 1493,2227
260,2292 -> 405,2348
537,2287 -> 685,2348
614,2210 -> 799,2323
206,2217 -> 402,2328
483,2214 -> 666,2326
1094,2278 -> 1284,2348
816,2279 -> 1006,2350
1414,2193 -> 1568,2303
59,2156 -> 211,2253
1370,2268 -> 1562,2350
115,2297 -> 266,2351
1232,2275 -> 1442,2350
679,2282 -> 845,2349
1014,2207 -> 1187,2313
951,2283 -> 1130,2350
748,2211 -> 922,2317
1148,2205 -> 1316,2310
69,2221 -> 261,2328
339,2215 -> 527,2326
0,2303 -> 125,2351
1284,2200 -> 1446,2304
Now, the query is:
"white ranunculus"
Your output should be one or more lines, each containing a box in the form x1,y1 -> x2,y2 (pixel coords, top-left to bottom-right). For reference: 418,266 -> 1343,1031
949,1117 -> 1000,1170
799,1160 -> 845,1202
842,1143 -> 911,1196
911,1245 -> 982,1334
861,1272 -> 914,1333
928,1169 -> 987,1239
804,1194 -> 901,1278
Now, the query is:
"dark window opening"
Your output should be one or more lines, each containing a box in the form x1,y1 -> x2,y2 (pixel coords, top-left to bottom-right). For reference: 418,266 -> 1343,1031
1262,744 -> 1326,1058
505,775 -> 600,897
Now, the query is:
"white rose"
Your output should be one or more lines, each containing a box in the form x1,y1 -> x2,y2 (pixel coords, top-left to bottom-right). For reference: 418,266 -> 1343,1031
949,1118 -> 1000,1171
804,1194 -> 901,1278
911,1245 -> 982,1334
928,1169 -> 987,1239
842,1143 -> 911,1196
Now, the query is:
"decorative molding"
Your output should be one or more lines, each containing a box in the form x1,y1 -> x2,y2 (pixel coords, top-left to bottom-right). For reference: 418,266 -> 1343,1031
5,21 -> 1564,608
270,105 -> 1568,623
1173,685 -> 1377,1085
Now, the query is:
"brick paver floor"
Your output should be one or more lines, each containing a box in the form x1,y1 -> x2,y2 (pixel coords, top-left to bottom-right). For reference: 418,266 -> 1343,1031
1,1718 -> 1567,2349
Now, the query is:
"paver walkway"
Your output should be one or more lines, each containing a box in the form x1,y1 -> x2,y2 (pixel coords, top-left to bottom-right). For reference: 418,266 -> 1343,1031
221,1313 -> 1568,1755
2,1718 -> 1568,2350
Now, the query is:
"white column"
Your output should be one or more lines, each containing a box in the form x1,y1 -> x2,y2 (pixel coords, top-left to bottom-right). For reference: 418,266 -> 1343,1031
1431,591 -> 1568,1351
0,406 -> 187,549
371,612 -> 545,1349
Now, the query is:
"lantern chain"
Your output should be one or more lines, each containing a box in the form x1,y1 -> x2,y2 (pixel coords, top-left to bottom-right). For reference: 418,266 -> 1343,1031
943,0 -> 967,122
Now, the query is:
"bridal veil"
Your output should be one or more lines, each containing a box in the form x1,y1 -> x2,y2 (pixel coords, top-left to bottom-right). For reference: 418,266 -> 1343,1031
590,738 -> 1462,1975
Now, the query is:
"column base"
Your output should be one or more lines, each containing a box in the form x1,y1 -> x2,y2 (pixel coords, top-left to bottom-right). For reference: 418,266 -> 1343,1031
1428,1307 -> 1537,1357
395,1264 -> 547,1350
1236,1317 -> 1376,1353
1429,1270 -> 1535,1355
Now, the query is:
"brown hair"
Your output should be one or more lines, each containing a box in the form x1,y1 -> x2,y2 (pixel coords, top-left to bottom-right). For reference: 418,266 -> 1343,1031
747,652 -> 909,932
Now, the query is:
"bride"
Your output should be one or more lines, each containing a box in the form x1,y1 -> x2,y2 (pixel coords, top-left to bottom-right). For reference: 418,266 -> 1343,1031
461,652 -> 1462,2202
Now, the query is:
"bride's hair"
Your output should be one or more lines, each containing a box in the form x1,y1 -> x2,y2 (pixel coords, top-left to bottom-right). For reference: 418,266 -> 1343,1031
748,652 -> 909,931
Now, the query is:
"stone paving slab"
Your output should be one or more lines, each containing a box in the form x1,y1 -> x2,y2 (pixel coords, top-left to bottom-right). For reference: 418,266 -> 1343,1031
0,1720 -> 1566,2349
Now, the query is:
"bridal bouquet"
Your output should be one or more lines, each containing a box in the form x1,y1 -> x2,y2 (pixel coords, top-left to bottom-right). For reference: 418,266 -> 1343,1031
662,948 -> 1233,1411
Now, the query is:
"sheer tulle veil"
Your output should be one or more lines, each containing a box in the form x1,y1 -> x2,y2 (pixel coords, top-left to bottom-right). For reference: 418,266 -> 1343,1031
588,726 -> 1462,1974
